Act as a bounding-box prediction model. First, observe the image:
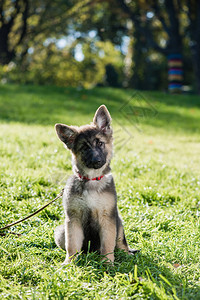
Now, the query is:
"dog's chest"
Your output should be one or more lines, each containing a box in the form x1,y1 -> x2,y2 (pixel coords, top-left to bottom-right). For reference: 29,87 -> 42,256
83,190 -> 107,210
66,188 -> 114,220
64,175 -> 115,220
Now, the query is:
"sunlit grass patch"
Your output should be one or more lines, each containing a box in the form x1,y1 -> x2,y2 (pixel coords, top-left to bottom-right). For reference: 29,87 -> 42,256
0,84 -> 200,299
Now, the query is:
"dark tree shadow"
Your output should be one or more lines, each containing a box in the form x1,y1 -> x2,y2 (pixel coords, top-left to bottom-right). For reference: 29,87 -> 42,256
0,85 -> 199,135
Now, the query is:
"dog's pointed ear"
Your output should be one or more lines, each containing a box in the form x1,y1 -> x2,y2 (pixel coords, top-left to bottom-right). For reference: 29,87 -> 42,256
55,124 -> 77,149
93,105 -> 112,135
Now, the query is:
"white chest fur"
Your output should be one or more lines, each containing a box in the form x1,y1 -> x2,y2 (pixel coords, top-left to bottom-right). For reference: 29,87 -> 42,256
83,189 -> 108,211
64,175 -> 115,218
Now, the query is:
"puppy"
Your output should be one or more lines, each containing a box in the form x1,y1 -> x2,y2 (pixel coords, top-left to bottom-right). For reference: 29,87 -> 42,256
54,105 -> 137,264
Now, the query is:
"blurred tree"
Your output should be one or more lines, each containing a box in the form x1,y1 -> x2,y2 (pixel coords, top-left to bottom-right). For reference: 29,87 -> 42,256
66,0 -> 175,90
186,0 -> 200,93
105,64 -> 120,87
0,0 -> 28,64
115,0 -> 200,93
3,39 -> 123,88
0,0 -> 76,65
116,0 -> 183,93
0,0 -> 198,93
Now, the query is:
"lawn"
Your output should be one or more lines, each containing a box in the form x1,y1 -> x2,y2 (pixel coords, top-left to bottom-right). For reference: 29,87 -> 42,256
0,84 -> 200,299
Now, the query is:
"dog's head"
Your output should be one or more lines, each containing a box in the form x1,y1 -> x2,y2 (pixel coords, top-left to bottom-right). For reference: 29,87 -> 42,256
55,105 -> 113,174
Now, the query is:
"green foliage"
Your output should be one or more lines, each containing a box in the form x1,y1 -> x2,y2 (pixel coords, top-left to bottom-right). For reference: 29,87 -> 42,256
0,0 -> 74,64
0,85 -> 200,299
0,0 -> 199,91
0,40 -> 124,88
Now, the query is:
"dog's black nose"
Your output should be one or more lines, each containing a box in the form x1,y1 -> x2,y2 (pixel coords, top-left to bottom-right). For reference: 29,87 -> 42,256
85,150 -> 105,169
91,156 -> 101,164
90,155 -> 103,169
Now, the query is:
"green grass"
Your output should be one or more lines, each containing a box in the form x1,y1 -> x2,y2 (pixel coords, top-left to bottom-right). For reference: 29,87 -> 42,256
0,84 -> 200,299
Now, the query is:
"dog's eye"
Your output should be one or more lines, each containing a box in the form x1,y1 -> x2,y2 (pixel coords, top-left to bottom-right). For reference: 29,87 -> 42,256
97,140 -> 104,147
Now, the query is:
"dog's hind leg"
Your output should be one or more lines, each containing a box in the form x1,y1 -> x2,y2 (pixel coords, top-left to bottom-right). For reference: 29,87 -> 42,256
116,216 -> 139,255
116,216 -> 129,252
54,224 -> 65,250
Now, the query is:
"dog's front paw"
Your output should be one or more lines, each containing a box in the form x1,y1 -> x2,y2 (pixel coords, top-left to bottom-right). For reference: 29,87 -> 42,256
101,252 -> 114,266
62,255 -> 73,266
62,259 -> 71,266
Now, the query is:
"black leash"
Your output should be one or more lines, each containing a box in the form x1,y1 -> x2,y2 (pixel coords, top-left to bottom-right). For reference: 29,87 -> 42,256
0,189 -> 64,236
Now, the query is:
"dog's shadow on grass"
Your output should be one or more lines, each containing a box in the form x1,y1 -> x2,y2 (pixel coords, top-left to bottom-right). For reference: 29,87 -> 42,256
72,249 -> 199,299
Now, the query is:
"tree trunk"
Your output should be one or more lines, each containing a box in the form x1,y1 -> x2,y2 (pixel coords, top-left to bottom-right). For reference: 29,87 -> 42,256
0,25 -> 15,65
123,35 -> 133,88
188,0 -> 200,94
116,0 -> 184,93
129,32 -> 145,90
164,0 -> 183,93
191,44 -> 200,94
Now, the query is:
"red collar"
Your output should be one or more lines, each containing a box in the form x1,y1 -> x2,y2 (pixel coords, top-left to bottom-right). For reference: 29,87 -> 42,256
78,173 -> 104,181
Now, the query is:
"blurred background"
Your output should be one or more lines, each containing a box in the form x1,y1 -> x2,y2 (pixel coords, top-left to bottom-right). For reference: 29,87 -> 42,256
0,3 -> 200,298
0,0 -> 199,94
